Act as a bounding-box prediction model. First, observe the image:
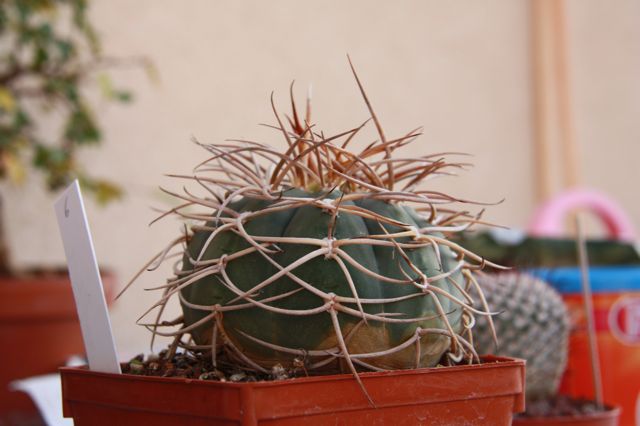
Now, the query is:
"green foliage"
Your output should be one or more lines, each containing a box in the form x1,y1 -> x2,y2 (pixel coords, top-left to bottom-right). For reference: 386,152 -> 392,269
0,0 -> 138,203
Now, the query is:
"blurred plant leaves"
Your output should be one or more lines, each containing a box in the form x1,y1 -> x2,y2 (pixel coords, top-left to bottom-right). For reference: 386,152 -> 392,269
142,58 -> 161,85
64,105 -> 100,144
80,177 -> 123,205
98,73 -> 133,103
1,151 -> 26,184
0,0 -> 151,204
0,88 -> 16,112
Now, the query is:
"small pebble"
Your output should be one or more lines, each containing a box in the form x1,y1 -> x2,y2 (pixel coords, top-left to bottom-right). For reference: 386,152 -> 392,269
271,364 -> 289,380
230,372 -> 246,382
129,360 -> 144,374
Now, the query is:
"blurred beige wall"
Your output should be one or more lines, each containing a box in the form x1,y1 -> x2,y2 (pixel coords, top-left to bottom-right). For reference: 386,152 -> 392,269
2,0 -> 639,355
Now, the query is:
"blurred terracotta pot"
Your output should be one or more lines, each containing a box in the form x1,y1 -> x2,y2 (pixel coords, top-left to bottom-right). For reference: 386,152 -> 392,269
0,270 -> 116,425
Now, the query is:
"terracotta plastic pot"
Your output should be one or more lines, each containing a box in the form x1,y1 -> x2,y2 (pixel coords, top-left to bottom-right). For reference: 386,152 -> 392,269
61,355 -> 524,426
0,271 -> 116,425
512,405 -> 621,426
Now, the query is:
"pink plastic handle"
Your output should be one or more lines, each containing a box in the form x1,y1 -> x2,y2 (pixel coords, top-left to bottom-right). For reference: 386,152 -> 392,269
528,188 -> 636,242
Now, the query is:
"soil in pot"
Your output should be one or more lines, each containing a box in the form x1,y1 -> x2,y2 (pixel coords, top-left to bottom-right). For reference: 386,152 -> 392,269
120,346 -> 496,383
513,395 -> 621,426
122,348 -> 325,382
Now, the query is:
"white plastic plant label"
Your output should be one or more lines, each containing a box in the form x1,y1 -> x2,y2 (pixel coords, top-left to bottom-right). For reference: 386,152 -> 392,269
54,180 -> 121,374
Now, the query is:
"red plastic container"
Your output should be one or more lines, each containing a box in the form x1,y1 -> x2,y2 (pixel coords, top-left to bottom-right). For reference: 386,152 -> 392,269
528,191 -> 640,426
0,271 -> 116,425
563,290 -> 638,426
61,355 -> 525,425
532,267 -> 640,426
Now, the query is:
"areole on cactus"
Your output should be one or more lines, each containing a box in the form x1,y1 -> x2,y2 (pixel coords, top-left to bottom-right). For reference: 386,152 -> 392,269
126,60 -> 502,402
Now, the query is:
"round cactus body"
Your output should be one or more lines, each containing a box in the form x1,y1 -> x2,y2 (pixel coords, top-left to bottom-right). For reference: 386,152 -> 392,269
181,189 -> 465,370
135,64 -> 498,388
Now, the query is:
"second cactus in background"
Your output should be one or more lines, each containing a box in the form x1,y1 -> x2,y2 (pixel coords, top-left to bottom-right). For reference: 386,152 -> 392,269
473,272 -> 570,400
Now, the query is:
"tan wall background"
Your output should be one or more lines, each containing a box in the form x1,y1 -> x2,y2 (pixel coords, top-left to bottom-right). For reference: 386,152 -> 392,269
2,0 -> 639,355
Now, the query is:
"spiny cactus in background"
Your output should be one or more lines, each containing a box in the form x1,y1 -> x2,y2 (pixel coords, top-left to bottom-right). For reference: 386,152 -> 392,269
128,61 -> 503,402
473,272 -> 569,400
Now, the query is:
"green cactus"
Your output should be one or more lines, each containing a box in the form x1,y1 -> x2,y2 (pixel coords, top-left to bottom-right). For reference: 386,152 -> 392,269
181,190 -> 469,371
473,272 -> 569,400
134,64 -> 499,401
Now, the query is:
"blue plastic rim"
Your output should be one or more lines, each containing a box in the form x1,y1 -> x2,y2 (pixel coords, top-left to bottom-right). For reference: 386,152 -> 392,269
528,266 -> 640,294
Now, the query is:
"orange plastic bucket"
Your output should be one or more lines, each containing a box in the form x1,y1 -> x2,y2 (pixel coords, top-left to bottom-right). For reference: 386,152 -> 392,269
533,267 -> 640,426
528,189 -> 639,425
